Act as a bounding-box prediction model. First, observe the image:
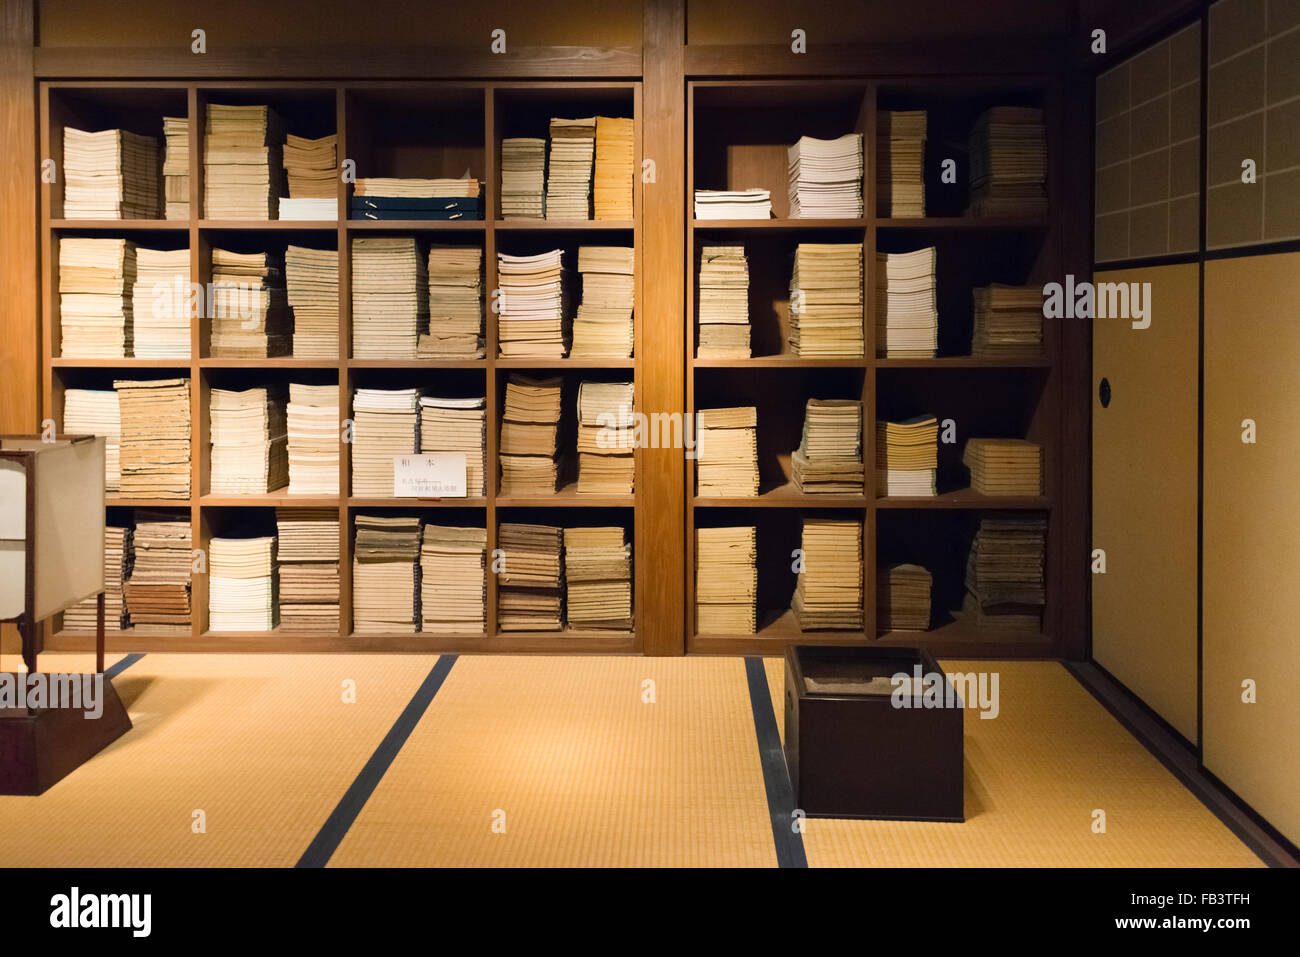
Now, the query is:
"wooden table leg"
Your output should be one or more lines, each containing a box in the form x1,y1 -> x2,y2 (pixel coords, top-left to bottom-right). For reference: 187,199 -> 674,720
96,591 -> 105,675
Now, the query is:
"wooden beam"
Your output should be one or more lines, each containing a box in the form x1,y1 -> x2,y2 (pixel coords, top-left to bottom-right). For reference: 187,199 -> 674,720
34,45 -> 642,79
684,40 -> 1069,77
639,0 -> 685,655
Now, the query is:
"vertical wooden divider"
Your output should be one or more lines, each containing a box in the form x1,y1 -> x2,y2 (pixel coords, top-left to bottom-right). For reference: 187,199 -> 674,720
641,0 -> 687,655
189,85 -> 206,640
861,81 -> 878,637
484,84 -> 499,639
337,84 -> 352,639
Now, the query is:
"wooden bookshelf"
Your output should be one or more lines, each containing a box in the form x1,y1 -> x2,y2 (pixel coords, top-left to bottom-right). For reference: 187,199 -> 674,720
684,76 -> 1065,657
41,79 -> 643,654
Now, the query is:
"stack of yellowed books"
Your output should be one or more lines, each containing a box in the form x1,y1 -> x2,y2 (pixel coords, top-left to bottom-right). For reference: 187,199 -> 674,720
59,237 -> 135,358
62,126 -> 160,219
876,414 -> 938,497
203,103 -> 284,219
115,377 -> 191,499
876,247 -> 938,358
497,523 -> 563,631
789,242 -> 864,357
593,116 -> 634,220
972,284 -> 1043,358
163,116 -> 189,219
420,524 -> 487,634
791,398 -> 863,494
571,246 -> 634,358
546,117 -> 596,220
209,535 -> 277,632
279,133 -> 337,219
353,514 -> 421,634
62,387 -> 121,491
209,386 -> 289,495
210,248 -> 290,357
497,249 -> 567,358
420,395 -> 486,496
500,137 -> 545,218
877,110 -> 927,217
499,374 -> 563,495
962,437 -> 1042,496
351,236 -> 426,359
564,526 -> 632,631
695,525 -> 757,634
696,245 -> 750,358
351,388 -> 420,496
792,517 -> 863,630
124,512 -> 191,632
696,406 -> 758,497
878,563 -> 933,632
276,508 -> 339,633
963,513 -> 1046,631
285,245 -> 339,358
286,383 -> 338,495
63,525 -> 133,632
421,245 -> 484,358
133,246 -> 191,359
576,380 -> 634,494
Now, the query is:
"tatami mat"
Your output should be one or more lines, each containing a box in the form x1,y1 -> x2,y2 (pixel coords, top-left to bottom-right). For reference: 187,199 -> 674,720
0,653 -> 433,867
763,658 -> 1264,867
328,655 -> 777,867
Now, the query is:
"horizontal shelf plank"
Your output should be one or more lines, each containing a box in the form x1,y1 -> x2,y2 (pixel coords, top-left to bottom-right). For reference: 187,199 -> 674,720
202,494 -> 341,508
48,630 -> 640,655
347,219 -> 484,231
105,496 -> 192,508
52,357 -> 190,368
875,489 -> 1052,509
200,358 -> 341,369
49,219 -> 186,230
495,219 -> 634,230
348,496 -> 487,508
200,220 -> 338,230
876,216 -> 1049,231
692,356 -> 866,368
691,218 -> 868,231
694,482 -> 866,509
875,356 -> 1051,369
496,357 -> 634,368
346,358 -> 485,369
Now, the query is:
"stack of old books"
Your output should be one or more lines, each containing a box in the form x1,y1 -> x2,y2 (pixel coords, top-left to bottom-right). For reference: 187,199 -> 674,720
203,103 -> 284,219
421,245 -> 484,358
546,117 -> 596,220
695,525 -> 757,634
62,387 -> 122,491
63,525 -> 133,632
971,284 -> 1043,358
284,245 -> 339,358
420,524 -> 487,634
787,133 -> 863,218
963,437 -> 1043,496
792,517 -> 863,630
209,535 -> 277,632
500,137 -> 546,218
563,526 -> 632,631
697,407 -> 759,497
115,377 -> 191,499
279,133 -> 337,220
497,523 -> 564,631
696,245 -> 751,358
125,512 -> 191,632
163,116 -> 189,220
351,236 -> 426,359
878,563 -> 933,632
693,188 -> 771,219
351,177 -> 481,221
790,242 -> 864,357
791,398 -> 863,494
497,249 -> 567,357
286,383 -> 339,495
964,513 -> 1047,631
351,387 -> 420,496
876,247 -> 938,358
876,414 -> 938,497
576,380 -> 635,495
209,386 -> 288,495
419,395 -> 486,496
132,246 -> 191,358
276,508 -> 340,632
499,374 -> 563,495
353,514 -> 422,634
968,106 -> 1048,217
877,110 -> 927,218
210,248 -> 290,357
571,246 -> 634,358
593,116 -> 634,220
62,127 -> 160,219
59,237 -> 135,358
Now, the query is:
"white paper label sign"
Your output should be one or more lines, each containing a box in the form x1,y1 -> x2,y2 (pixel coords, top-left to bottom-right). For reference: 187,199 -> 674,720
393,453 -> 467,498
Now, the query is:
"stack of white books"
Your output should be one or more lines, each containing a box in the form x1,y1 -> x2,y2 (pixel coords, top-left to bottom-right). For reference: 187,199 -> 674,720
276,508 -> 339,633
497,249 -> 567,358
209,386 -> 289,495
351,236 -> 426,359
787,133 -> 864,218
499,374 -> 563,495
789,242 -> 864,358
696,245 -> 750,358
286,383 -> 339,496
876,415 -> 939,497
877,110 -> 927,218
284,245 -> 339,359
693,188 -> 771,220
62,127 -> 160,219
64,525 -> 133,632
210,248 -> 290,357
163,116 -> 189,220
209,535 -> 277,632
696,407 -> 759,497
62,387 -> 122,491
571,246 -> 634,358
132,246 -> 191,358
497,523 -> 563,631
419,395 -> 486,496
420,524 -> 487,635
546,117 -> 596,220
279,133 -> 337,219
421,245 -> 484,358
353,514 -> 422,634
59,237 -> 135,358
114,378 -> 191,500
876,247 -> 938,358
792,517 -> 863,630
203,103 -> 284,220
125,512 -> 191,632
500,137 -> 546,218
695,525 -> 757,634
576,380 -> 635,495
593,116 -> 634,220
351,387 -> 420,496
563,526 -> 632,631
791,398 -> 864,494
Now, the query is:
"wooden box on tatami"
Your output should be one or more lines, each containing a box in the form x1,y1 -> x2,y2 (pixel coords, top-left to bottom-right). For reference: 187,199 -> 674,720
783,645 -> 964,822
